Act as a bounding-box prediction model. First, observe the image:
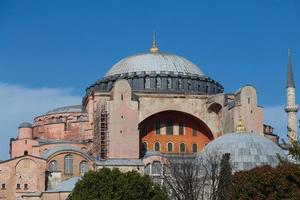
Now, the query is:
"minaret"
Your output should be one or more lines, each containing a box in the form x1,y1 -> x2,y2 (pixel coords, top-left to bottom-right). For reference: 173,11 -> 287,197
285,48 -> 299,142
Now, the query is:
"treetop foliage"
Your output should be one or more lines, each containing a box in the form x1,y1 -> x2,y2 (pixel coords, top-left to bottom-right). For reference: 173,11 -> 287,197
70,168 -> 168,200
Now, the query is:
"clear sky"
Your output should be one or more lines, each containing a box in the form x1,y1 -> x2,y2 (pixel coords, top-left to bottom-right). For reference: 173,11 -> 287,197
0,0 -> 299,160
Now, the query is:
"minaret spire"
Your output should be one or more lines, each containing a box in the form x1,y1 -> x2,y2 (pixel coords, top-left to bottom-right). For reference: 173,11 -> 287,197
150,32 -> 159,53
287,48 -> 295,88
285,48 -> 299,142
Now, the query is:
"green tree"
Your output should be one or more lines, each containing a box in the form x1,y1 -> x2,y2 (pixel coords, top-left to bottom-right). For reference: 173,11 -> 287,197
286,140 -> 300,162
70,168 -> 168,200
231,163 -> 300,200
217,153 -> 232,200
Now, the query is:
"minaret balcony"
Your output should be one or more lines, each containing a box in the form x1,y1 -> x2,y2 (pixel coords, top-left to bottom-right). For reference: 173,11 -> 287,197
285,105 -> 299,112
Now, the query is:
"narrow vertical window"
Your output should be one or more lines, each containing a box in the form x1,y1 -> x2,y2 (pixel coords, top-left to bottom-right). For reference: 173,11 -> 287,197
155,121 -> 161,134
152,161 -> 162,175
167,142 -> 173,152
142,142 -> 148,152
180,143 -> 186,153
156,77 -> 161,89
1,184 -> 5,189
248,98 -> 250,104
179,123 -> 184,135
121,94 -> 123,100
80,161 -> 89,174
64,155 -> 73,174
145,77 -> 151,89
188,80 -> 191,90
178,79 -> 182,89
24,184 -> 28,190
154,142 -> 160,151
145,163 -> 151,175
166,118 -> 173,135
192,144 -> 198,153
16,184 -> 20,189
167,77 -> 172,89
49,160 -> 58,172
141,126 -> 147,136
206,85 -> 209,93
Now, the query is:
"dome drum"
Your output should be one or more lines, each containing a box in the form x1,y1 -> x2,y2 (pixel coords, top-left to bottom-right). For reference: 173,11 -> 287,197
84,71 -> 224,103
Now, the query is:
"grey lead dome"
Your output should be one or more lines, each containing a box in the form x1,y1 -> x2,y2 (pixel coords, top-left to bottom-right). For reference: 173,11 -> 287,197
105,52 -> 205,77
204,132 -> 286,171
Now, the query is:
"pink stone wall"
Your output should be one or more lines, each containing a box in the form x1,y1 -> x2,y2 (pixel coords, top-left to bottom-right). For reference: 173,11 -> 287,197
11,139 -> 39,158
0,156 -> 46,200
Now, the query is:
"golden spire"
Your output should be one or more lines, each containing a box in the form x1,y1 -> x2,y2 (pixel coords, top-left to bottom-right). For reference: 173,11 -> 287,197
236,118 -> 246,133
150,32 -> 159,53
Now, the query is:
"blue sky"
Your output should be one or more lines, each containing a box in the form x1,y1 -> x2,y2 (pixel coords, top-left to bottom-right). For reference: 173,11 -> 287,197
0,0 -> 299,160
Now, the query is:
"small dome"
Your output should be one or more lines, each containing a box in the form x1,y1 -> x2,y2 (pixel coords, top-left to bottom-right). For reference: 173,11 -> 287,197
105,52 -> 205,77
18,122 -> 33,128
46,105 -> 87,115
204,132 -> 286,171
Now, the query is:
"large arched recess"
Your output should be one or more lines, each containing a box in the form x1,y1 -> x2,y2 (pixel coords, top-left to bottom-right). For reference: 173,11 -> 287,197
139,110 -> 214,155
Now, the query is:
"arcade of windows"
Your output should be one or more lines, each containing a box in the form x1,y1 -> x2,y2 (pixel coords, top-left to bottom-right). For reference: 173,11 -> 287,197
48,155 -> 89,175
143,141 -> 198,153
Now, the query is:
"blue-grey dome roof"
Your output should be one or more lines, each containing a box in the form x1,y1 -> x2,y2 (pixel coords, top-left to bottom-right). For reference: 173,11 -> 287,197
204,132 -> 286,171
46,105 -> 87,115
18,122 -> 33,128
105,52 -> 205,77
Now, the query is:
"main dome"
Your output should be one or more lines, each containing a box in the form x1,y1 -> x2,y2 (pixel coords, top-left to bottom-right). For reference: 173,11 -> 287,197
105,52 -> 205,77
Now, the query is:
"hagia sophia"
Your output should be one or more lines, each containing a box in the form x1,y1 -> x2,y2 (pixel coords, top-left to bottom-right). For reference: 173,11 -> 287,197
0,36 -> 297,200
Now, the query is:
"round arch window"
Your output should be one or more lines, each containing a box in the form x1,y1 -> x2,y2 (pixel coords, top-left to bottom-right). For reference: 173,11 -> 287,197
154,142 -> 160,151
180,143 -> 186,153
167,142 -> 173,152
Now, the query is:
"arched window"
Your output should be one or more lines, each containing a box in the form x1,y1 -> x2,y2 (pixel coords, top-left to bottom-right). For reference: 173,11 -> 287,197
154,142 -> 160,151
167,77 -> 172,89
152,161 -> 162,175
80,161 -> 88,174
180,143 -> 186,153
156,77 -> 161,89
142,142 -> 148,151
192,144 -> 198,153
64,155 -> 73,174
24,151 -> 28,155
145,77 -> 151,89
49,160 -> 58,172
167,142 -> 173,152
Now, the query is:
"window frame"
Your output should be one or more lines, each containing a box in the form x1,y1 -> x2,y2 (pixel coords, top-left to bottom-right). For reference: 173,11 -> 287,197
64,154 -> 74,175
154,142 -> 160,151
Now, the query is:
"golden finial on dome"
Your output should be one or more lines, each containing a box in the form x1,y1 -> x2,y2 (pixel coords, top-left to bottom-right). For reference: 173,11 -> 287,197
150,32 -> 159,53
236,117 -> 246,133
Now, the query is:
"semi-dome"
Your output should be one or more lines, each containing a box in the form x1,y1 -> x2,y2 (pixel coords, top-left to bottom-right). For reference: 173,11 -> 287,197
105,52 -> 205,77
204,132 -> 286,171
